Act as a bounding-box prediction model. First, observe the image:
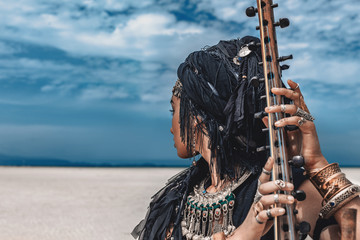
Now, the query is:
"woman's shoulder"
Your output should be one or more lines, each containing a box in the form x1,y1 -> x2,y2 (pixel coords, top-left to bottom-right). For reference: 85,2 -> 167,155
131,159 -> 208,239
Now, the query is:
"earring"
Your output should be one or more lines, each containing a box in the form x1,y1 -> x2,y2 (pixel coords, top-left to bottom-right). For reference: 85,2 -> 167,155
192,127 -> 196,156
192,127 -> 197,166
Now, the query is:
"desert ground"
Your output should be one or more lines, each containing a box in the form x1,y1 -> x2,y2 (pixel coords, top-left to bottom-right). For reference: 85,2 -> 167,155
0,167 -> 359,240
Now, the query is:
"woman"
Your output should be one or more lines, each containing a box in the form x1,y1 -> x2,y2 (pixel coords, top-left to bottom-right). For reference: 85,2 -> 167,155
132,36 -> 360,240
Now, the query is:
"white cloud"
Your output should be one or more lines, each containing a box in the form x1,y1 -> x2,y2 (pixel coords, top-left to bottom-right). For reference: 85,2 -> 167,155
0,0 -> 359,106
80,86 -> 129,100
0,0 -> 358,163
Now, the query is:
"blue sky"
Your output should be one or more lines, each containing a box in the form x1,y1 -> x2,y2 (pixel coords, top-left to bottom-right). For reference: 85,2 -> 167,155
0,0 -> 359,166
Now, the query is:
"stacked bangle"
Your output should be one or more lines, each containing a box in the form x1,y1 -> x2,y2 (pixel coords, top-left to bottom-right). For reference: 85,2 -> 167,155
308,163 -> 360,219
319,185 -> 360,219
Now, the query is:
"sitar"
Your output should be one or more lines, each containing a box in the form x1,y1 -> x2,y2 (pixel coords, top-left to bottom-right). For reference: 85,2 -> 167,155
246,1 -> 311,239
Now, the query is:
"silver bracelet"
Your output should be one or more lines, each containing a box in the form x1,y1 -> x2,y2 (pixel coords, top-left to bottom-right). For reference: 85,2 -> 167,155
319,184 -> 360,219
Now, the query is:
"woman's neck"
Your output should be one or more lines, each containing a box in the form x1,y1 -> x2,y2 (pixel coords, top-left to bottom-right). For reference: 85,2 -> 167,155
198,136 -> 224,193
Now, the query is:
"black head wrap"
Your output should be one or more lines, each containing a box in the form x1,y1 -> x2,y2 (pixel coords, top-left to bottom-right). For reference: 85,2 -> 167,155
176,36 -> 268,177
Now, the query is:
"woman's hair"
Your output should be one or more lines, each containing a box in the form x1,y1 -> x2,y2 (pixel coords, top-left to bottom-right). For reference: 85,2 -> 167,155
176,36 -> 268,178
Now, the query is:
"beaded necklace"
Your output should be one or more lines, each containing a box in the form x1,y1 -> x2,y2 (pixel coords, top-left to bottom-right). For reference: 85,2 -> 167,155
181,171 -> 251,240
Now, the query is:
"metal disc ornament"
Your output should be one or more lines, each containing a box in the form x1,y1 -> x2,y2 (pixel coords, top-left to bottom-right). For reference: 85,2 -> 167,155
238,45 -> 252,57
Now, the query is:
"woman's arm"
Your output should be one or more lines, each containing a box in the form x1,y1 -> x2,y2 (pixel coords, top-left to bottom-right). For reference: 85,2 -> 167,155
268,80 -> 360,238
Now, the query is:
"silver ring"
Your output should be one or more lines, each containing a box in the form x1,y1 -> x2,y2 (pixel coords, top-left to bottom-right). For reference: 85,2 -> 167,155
255,215 -> 264,224
294,108 -> 315,121
298,117 -> 306,126
266,209 -> 273,219
280,104 -> 286,113
293,83 -> 300,90
254,179 -> 263,203
262,168 -> 271,175
254,188 -> 263,203
274,180 -> 286,190
274,194 -> 280,204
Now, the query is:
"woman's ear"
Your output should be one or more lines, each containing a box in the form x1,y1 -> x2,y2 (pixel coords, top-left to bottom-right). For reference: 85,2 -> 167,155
262,116 -> 269,128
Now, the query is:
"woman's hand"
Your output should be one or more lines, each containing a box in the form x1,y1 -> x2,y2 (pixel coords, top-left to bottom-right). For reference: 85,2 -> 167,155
264,79 -> 328,170
227,157 -> 294,239
254,157 -> 294,229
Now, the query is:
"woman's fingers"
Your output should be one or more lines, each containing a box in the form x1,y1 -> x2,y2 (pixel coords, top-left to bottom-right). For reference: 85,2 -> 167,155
256,208 -> 286,223
258,180 -> 294,194
259,194 -> 295,206
271,87 -> 301,106
265,104 -> 297,115
287,79 -> 300,93
259,157 -> 274,183
274,116 -> 315,134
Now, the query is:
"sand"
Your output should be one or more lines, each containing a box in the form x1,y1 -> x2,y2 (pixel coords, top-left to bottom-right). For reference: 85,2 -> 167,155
0,167 -> 358,240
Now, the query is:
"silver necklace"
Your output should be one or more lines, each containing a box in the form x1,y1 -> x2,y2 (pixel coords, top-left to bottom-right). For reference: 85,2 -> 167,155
181,171 -> 251,240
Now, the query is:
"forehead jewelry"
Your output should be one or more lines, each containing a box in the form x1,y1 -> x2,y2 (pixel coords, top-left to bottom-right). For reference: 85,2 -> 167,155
172,79 -> 183,98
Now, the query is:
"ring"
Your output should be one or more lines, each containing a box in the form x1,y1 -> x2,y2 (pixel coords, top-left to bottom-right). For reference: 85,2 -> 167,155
280,104 -> 286,113
274,194 -> 279,204
255,215 -> 264,224
294,108 -> 315,121
253,201 -> 264,215
293,83 -> 300,90
253,180 -> 263,203
274,180 -> 286,190
266,209 -> 273,219
262,168 -> 271,175
254,188 -> 263,203
298,117 -> 306,126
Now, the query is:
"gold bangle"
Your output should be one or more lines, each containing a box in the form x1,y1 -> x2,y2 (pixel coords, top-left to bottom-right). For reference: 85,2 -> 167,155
309,163 -> 341,195
322,173 -> 352,203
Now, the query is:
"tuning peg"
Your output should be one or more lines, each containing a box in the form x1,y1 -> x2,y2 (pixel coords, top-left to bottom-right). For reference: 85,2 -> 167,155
271,3 -> 278,8
246,6 -> 257,17
258,61 -> 263,66
250,76 -> 265,87
281,64 -> 290,70
254,111 -> 267,119
277,54 -> 293,62
256,145 -> 270,152
292,190 -> 306,201
297,221 -> 311,240
274,18 -> 290,28
260,95 -> 267,100
262,128 -> 269,132
288,155 -> 304,168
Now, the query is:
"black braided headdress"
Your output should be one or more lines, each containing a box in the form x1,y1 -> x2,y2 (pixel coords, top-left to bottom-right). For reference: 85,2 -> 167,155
177,36 -> 268,178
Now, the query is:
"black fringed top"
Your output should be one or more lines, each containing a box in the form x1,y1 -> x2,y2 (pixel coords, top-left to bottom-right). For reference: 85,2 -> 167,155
131,158 -> 307,240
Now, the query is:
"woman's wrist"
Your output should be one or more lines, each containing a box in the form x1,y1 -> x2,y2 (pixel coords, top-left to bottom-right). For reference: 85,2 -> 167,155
305,160 -> 360,219
304,155 -> 328,171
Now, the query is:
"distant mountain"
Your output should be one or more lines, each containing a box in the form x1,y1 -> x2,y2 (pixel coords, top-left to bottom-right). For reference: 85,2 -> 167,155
0,153 -> 188,167
0,153 -> 358,167
0,153 -> 107,167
